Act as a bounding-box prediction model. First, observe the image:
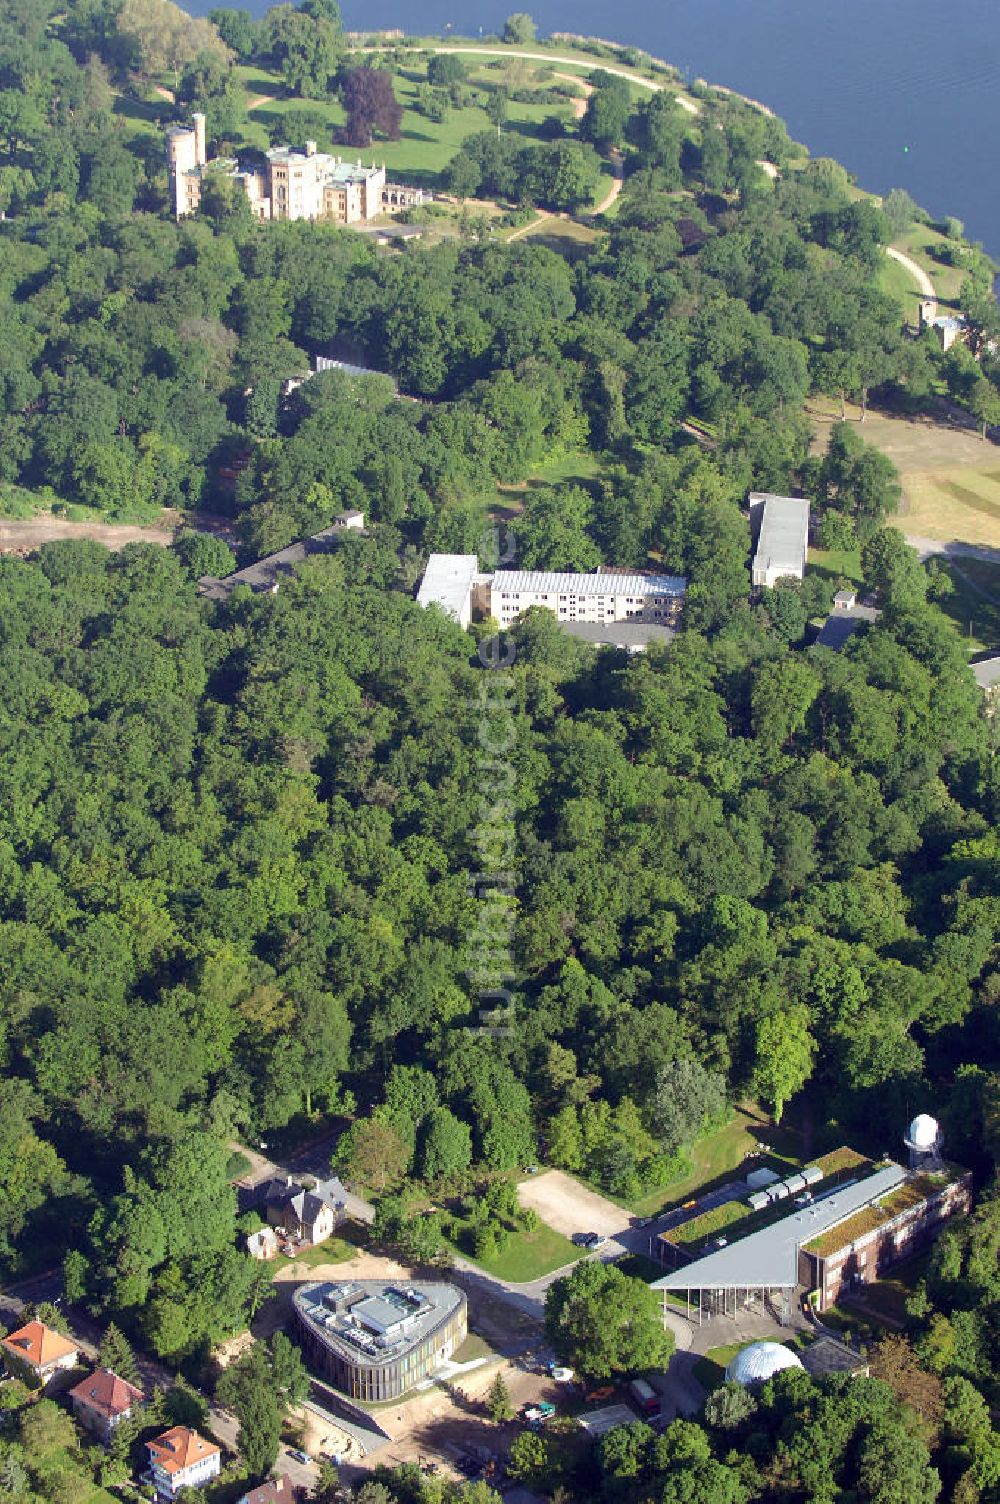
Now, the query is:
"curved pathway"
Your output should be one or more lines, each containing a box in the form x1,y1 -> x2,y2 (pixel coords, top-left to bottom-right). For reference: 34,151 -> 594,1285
375,42 -> 701,114
886,246 -> 936,318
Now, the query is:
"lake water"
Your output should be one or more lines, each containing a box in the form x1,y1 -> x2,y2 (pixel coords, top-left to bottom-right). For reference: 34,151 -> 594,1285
190,0 -> 1000,256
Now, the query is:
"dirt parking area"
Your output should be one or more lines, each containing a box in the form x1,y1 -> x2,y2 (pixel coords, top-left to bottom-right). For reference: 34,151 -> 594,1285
517,1170 -> 630,1242
373,1357 -> 570,1479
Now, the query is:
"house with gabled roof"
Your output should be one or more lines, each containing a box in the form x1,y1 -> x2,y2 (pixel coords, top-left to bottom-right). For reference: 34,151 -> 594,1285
1,1321 -> 78,1388
239,1475 -> 301,1504
68,1366 -> 146,1442
145,1426 -> 221,1500
262,1175 -> 347,1247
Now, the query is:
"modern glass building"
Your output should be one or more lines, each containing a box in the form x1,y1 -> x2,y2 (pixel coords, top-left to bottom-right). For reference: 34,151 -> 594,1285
292,1280 -> 467,1402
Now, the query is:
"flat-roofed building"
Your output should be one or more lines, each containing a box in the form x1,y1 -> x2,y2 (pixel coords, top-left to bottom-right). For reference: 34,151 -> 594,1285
489,568 -> 686,630
799,1166 -> 971,1312
651,1158 -> 970,1319
292,1279 -> 467,1401
750,493 -> 809,587
416,554 -> 480,629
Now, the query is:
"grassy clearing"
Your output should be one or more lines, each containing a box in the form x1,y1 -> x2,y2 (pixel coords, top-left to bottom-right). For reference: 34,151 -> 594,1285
629,1109 -> 767,1218
893,223 -> 969,308
936,557 -> 1000,651
492,447 -> 607,520
879,250 -> 926,325
446,1220 -> 578,1283
242,60 -> 583,183
902,462 -> 1000,549
692,1343 -> 745,1392
811,403 -> 1000,550
807,546 -> 864,587
276,1234 -> 356,1274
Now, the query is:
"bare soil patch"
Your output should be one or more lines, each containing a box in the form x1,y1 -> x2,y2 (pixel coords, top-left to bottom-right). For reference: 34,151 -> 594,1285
517,1170 -> 630,1241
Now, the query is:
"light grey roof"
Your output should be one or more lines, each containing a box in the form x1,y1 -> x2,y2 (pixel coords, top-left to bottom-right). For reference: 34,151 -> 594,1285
416,554 -> 478,621
577,1404 -> 639,1437
651,1162 -> 907,1291
294,1280 -> 464,1365
560,621 -> 677,651
971,654 -> 1000,689
750,493 -> 809,576
492,569 -> 686,598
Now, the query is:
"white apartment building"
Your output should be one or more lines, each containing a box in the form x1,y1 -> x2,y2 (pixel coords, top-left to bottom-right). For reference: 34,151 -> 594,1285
489,569 -> 687,629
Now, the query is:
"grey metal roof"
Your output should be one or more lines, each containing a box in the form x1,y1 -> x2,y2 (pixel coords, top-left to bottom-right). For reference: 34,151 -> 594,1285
750,494 -> 809,577
198,526 -> 354,601
651,1162 -> 908,1291
492,569 -> 686,598
416,553 -> 478,621
971,654 -> 1000,689
559,621 -> 677,651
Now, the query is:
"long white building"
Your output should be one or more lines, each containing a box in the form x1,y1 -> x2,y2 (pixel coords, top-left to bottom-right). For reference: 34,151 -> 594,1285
490,569 -> 686,629
415,557 -> 687,638
750,494 -> 809,588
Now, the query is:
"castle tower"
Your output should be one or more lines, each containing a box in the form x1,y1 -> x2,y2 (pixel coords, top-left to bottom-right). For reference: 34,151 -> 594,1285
192,112 -> 207,167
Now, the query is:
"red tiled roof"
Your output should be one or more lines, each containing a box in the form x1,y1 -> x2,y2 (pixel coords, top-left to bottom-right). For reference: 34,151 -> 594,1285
243,1478 -> 294,1504
68,1367 -> 145,1418
1,1321 -> 77,1369
147,1427 -> 220,1474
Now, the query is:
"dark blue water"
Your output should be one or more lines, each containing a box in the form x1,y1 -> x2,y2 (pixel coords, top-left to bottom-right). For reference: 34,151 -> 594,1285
196,0 -> 1000,255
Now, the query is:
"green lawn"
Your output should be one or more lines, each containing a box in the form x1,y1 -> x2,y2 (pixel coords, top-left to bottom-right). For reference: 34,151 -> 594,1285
447,1221 -> 579,1283
275,1234 -> 356,1275
892,223 -> 970,309
629,1109 -> 770,1217
879,250 -> 926,326
807,546 -> 864,587
936,556 -> 1000,652
692,1343 -> 745,1392
241,60 -> 583,184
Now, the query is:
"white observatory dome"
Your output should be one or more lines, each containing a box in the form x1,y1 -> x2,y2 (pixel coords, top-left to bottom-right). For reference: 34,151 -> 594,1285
907,1114 -> 939,1151
725,1342 -> 804,1387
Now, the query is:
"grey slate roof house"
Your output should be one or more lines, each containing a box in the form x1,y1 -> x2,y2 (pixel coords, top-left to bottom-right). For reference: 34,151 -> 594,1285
262,1175 -> 347,1246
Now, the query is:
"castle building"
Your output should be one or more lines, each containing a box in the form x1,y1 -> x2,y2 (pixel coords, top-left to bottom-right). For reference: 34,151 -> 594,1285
166,120 -> 424,225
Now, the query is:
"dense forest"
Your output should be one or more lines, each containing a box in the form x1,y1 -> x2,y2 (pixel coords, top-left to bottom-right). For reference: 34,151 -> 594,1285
0,0 -> 998,1500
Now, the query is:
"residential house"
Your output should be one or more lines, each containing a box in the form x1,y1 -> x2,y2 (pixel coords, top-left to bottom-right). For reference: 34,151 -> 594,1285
1,1321 -> 78,1388
263,1175 -> 347,1247
68,1367 -> 146,1443
145,1427 -> 221,1500
239,1476 -> 300,1504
